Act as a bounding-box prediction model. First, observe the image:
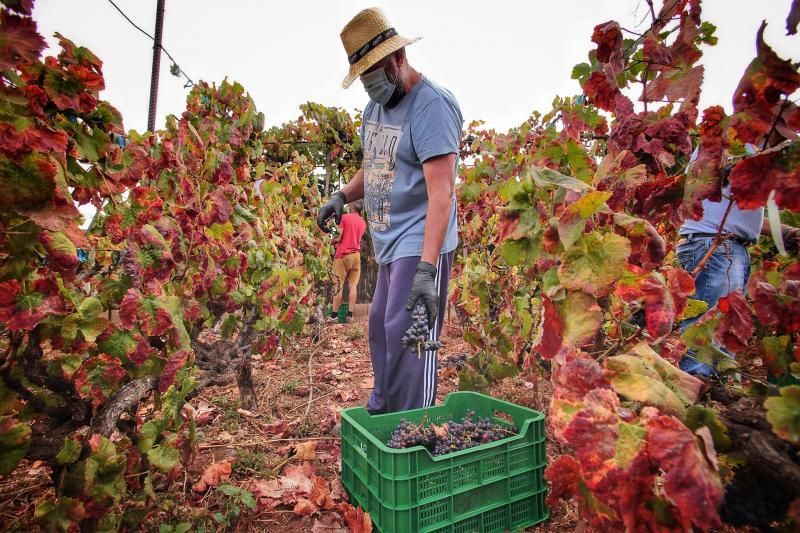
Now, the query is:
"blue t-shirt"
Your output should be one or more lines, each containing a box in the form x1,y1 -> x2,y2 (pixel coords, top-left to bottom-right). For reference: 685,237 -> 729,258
680,145 -> 763,240
360,76 -> 462,265
680,185 -> 764,241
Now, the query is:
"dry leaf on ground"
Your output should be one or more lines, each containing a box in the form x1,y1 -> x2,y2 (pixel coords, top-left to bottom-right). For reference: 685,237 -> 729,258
340,503 -> 373,533
294,497 -> 318,516
311,513 -> 348,532
262,419 -> 293,437
194,400 -> 218,426
292,440 -> 317,460
193,461 -> 232,492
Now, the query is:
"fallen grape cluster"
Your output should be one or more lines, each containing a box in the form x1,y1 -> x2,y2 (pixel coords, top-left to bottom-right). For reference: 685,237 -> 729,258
402,302 -> 442,354
386,411 -> 517,456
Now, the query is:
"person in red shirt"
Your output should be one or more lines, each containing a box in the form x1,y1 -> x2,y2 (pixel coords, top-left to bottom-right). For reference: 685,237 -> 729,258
331,201 -> 367,319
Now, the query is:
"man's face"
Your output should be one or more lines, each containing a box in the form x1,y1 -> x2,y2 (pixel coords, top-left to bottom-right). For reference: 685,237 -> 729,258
363,52 -> 406,107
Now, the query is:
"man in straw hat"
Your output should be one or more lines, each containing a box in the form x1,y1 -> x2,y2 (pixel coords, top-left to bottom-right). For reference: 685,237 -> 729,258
317,7 -> 462,413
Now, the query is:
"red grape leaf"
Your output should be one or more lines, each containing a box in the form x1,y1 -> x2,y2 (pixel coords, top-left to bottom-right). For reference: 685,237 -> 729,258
641,272 -> 675,339
683,106 -> 726,219
533,296 -> 562,360
731,21 -> 800,143
643,32 -> 671,66
293,498 -> 318,516
39,230 -> 78,271
0,122 -> 69,160
545,454 -> 582,506
642,66 -> 704,123
667,267 -> 695,319
713,291 -> 754,353
0,152 -> 58,209
0,277 -> 66,331
553,354 -> 611,403
0,10 -> 45,70
583,71 -> 621,113
73,354 -> 126,410
54,32 -> 102,71
667,9 -> 703,68
646,414 -> 723,530
158,349 -> 190,393
1,1 -> 35,15
0,280 -> 21,308
20,203 -> 81,232
729,142 -> 800,211
118,289 -> 140,330
611,212 -> 666,269
592,21 -> 622,66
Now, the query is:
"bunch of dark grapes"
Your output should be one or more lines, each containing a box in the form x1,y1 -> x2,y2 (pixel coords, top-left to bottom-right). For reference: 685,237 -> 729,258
401,302 -> 441,355
386,419 -> 435,449
385,410 -> 517,456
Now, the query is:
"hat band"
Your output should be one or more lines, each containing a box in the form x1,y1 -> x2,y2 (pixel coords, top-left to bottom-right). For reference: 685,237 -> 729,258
348,27 -> 398,65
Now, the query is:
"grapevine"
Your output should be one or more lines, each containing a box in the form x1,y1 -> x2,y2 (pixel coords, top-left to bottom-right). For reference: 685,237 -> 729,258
0,2 -> 334,527
452,1 -> 800,530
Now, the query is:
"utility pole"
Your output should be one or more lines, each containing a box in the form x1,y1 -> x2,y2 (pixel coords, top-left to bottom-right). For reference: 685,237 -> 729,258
147,0 -> 165,132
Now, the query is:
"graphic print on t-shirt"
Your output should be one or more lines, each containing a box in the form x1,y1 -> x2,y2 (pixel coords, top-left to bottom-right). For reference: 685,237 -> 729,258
363,119 -> 401,232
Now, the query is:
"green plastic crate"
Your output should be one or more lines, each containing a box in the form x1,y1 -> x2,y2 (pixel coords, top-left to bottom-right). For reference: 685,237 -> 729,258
340,391 -> 548,532
337,302 -> 349,323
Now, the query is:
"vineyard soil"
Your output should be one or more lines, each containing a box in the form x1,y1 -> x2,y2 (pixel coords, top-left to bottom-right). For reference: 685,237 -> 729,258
0,315 -> 580,531
2,312 -> 770,531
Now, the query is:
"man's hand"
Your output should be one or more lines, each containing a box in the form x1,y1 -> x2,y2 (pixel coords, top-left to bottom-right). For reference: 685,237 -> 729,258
782,227 -> 800,253
406,261 -> 438,325
317,191 -> 346,233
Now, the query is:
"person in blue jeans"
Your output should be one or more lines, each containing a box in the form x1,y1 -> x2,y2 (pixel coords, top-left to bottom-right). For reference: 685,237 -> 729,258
678,165 -> 800,377
677,188 -> 759,376
317,8 -> 462,412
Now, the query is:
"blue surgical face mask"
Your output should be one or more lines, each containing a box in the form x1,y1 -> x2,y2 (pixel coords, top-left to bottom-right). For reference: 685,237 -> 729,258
360,68 -> 399,106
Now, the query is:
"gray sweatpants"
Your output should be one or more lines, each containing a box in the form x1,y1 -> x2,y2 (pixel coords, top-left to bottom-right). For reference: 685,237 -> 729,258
366,252 -> 454,414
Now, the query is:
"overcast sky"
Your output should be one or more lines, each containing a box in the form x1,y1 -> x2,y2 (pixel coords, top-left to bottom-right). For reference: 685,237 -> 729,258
33,1 -> 798,134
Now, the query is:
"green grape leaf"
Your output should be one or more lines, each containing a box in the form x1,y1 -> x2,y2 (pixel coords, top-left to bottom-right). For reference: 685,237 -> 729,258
148,444 -> 180,472
559,232 -> 631,297
34,497 -> 86,531
84,435 -> 126,503
56,437 -> 82,465
0,415 -> 31,475
764,385 -> 800,444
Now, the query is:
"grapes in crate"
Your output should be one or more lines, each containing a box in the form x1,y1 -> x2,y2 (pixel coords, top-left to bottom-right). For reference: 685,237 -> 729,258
402,302 -> 442,357
386,410 -> 517,456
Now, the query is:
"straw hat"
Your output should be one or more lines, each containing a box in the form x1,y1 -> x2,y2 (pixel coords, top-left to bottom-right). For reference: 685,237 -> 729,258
340,8 -> 420,89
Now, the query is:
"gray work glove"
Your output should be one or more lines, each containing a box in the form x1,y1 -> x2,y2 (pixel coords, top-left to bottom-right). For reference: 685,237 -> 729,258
316,191 -> 346,233
406,261 -> 438,325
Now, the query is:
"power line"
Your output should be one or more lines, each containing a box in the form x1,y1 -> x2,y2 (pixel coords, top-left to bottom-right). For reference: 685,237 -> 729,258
106,0 -> 194,88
